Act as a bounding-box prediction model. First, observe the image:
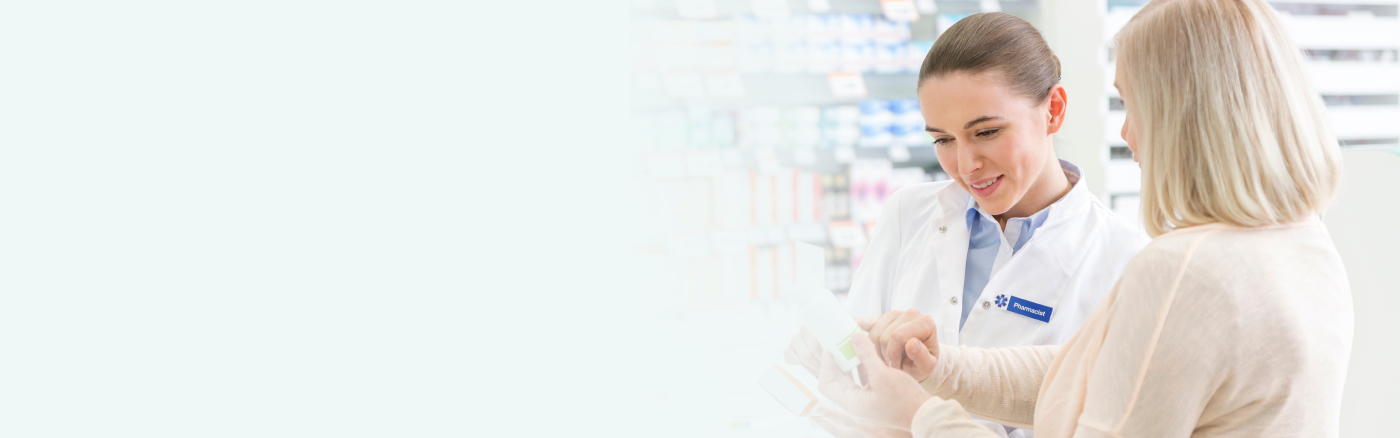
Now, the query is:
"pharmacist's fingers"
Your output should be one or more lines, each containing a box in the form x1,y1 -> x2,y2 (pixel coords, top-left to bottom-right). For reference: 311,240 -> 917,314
865,311 -> 905,361
878,310 -> 922,365
853,316 -> 876,331
903,338 -> 938,382
884,314 -> 938,369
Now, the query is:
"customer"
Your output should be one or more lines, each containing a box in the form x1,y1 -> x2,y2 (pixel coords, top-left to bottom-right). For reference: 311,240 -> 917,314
813,0 -> 1353,436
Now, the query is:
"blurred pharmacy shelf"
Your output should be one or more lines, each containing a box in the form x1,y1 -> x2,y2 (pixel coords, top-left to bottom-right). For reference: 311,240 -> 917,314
1101,0 -> 1400,227
632,73 -> 920,111
634,0 -> 1041,19
641,144 -> 938,176
629,2 -> 1039,310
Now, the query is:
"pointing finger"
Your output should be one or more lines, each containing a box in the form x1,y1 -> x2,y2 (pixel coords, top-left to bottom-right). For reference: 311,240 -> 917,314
904,338 -> 939,381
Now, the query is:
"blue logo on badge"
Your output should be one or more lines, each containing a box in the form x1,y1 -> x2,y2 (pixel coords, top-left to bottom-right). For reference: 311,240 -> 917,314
995,295 -> 1008,308
1006,296 -> 1053,323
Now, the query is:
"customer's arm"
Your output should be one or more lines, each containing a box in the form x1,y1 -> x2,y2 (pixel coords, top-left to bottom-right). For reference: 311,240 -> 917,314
863,310 -> 1060,429
916,344 -> 1059,429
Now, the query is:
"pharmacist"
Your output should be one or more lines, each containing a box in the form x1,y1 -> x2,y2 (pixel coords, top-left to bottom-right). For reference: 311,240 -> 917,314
784,12 -> 1147,438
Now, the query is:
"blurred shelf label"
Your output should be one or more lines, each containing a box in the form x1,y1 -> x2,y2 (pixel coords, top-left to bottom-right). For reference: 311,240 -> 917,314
755,148 -> 783,174
792,148 -> 817,165
888,145 -> 912,162
663,75 -> 706,99
668,233 -> 712,258
709,230 -> 748,252
686,152 -> 723,176
645,154 -> 687,179
827,72 -> 868,99
789,223 -> 828,243
721,149 -> 746,167
744,226 -> 789,246
751,0 -> 791,19
916,0 -> 936,13
675,0 -> 717,19
827,221 -> 862,248
807,0 -> 832,12
704,74 -> 745,98
833,146 -> 857,163
880,0 -> 921,22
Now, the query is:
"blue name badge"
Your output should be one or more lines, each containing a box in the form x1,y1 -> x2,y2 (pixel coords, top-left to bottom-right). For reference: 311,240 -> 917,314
1007,296 -> 1053,323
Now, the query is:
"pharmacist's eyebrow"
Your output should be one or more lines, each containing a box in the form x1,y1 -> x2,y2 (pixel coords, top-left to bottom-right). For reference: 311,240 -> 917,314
962,116 -> 1002,129
925,115 -> 1003,133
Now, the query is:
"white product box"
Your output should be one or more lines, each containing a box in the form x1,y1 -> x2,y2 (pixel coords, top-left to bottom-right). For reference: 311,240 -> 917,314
752,172 -> 775,225
752,247 -> 776,300
850,159 -> 893,222
795,172 -> 818,223
759,364 -> 826,416
774,169 -> 795,224
775,243 -> 795,298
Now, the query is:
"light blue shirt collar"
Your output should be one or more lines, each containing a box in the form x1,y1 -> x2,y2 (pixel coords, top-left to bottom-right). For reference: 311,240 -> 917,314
959,159 -> 1082,330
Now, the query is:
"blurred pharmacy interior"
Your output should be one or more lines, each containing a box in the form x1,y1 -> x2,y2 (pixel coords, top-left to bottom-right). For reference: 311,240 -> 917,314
626,1 -> 1399,436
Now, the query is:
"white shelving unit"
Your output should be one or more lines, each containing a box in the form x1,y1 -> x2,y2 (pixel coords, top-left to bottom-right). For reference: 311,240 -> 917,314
1098,0 -> 1400,227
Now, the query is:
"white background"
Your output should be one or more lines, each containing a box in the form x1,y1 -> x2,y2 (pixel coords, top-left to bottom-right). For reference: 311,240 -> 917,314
0,1 -> 639,436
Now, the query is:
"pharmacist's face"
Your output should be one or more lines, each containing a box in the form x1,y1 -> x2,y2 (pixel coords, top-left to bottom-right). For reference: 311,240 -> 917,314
918,71 -> 1057,216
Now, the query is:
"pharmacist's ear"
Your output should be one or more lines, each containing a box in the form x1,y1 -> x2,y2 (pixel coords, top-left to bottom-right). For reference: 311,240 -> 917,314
1046,84 -> 1068,135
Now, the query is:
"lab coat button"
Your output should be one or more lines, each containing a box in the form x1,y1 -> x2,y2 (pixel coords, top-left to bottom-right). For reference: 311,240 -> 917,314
983,301 -> 990,309
950,296 -> 958,304
939,226 -> 947,233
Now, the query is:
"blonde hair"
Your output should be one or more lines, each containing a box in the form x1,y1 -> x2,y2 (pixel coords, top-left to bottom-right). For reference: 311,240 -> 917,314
1116,0 -> 1342,237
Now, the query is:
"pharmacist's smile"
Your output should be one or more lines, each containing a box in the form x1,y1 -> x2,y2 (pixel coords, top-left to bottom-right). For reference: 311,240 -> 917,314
967,174 -> 1004,197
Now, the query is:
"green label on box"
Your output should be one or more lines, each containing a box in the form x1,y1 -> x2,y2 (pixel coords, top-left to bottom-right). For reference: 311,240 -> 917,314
837,328 -> 861,360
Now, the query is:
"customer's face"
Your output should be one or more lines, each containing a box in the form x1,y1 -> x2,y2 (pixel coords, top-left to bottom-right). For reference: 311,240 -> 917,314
1115,61 -> 1141,166
918,71 -> 1063,216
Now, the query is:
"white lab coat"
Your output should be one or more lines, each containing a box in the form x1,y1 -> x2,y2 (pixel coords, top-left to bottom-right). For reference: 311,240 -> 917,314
845,166 -> 1148,437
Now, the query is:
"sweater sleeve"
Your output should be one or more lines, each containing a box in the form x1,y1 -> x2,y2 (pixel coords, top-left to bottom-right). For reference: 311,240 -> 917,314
917,344 -> 1061,429
910,397 -> 1008,438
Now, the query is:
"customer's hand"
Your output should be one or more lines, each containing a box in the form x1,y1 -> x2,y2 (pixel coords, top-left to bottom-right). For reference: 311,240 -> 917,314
783,326 -> 823,377
859,310 -> 940,382
811,405 -> 913,438
817,334 -> 932,431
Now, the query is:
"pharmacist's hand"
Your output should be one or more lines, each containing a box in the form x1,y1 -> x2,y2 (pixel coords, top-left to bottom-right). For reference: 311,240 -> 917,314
817,335 -> 932,431
783,327 -> 823,377
811,406 -> 913,438
858,310 -> 940,382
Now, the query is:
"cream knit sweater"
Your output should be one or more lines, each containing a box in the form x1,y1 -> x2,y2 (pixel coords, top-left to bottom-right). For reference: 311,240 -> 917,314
910,219 -> 1354,437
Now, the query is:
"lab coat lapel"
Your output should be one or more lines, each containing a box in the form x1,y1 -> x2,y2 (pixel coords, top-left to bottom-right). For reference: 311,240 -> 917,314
929,184 -> 970,346
959,182 -> 1098,347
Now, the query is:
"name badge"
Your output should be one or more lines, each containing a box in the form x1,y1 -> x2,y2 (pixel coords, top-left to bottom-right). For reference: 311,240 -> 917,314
1004,295 -> 1053,323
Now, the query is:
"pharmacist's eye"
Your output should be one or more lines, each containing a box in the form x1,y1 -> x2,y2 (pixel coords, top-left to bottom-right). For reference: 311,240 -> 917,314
932,137 -> 952,146
975,129 -> 1000,138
